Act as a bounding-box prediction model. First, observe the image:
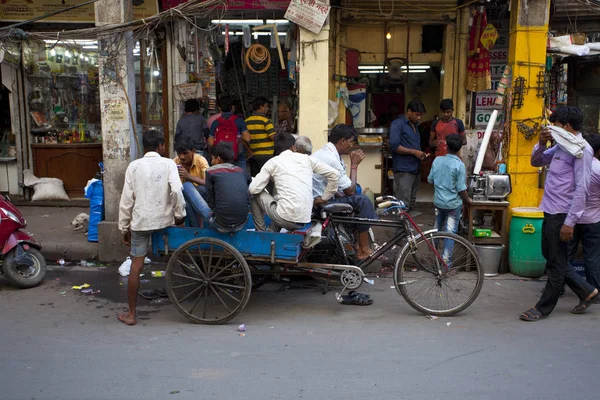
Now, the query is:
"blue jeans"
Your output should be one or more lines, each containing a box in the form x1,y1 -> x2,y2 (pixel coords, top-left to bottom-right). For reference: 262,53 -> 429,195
234,152 -> 246,171
182,182 -> 211,227
434,205 -> 462,264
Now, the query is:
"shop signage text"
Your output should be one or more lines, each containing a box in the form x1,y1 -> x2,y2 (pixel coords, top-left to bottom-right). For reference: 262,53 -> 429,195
285,0 -> 331,34
474,93 -> 500,109
474,110 -> 503,128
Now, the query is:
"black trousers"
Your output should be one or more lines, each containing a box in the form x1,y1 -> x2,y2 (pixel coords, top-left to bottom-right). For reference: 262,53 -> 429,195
535,213 -> 595,316
568,221 -> 600,290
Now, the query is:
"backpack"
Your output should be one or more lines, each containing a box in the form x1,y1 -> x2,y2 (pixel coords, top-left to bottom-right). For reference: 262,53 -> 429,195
214,115 -> 240,159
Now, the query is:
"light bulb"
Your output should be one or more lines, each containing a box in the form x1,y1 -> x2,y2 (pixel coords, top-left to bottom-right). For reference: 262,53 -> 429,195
79,53 -> 84,59
65,50 -> 71,57
50,49 -> 56,56
386,32 -> 392,40
153,70 -> 160,76
85,57 -> 89,61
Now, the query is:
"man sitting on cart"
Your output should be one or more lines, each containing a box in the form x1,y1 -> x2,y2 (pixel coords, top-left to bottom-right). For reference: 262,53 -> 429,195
312,124 -> 378,260
249,134 -> 340,233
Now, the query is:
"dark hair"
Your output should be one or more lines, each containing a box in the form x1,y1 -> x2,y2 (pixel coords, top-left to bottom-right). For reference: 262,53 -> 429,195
407,100 -> 426,114
549,106 -> 584,131
274,133 -> 296,156
584,134 -> 600,155
184,99 -> 200,113
142,130 -> 164,151
328,124 -> 357,145
218,96 -> 233,113
439,99 -> 454,111
210,142 -> 234,164
252,97 -> 268,112
174,135 -> 195,153
446,134 -> 464,154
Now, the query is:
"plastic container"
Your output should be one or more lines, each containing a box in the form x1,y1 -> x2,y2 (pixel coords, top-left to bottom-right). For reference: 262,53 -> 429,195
474,244 -> 504,277
509,207 -> 545,278
473,228 -> 492,237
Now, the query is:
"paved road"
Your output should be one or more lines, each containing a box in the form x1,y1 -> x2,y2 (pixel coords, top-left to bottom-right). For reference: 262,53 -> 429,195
1,266 -> 598,400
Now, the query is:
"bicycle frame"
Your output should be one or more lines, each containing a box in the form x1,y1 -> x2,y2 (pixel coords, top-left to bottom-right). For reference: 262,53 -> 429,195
324,211 -> 449,273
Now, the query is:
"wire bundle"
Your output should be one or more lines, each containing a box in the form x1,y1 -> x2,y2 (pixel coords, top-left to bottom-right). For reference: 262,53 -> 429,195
245,43 -> 271,74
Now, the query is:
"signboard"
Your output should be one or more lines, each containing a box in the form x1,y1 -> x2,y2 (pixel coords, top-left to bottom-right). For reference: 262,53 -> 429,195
474,93 -> 500,110
174,82 -> 203,101
489,48 -> 509,63
0,0 -> 158,23
474,110 -> 503,128
480,24 -> 498,51
285,0 -> 331,34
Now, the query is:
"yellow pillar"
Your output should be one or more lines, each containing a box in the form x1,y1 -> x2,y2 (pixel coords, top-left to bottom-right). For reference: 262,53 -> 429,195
506,0 -> 551,208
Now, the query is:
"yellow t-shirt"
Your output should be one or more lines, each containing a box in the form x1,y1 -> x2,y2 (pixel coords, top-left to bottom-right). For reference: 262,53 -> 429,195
173,153 -> 209,186
245,113 -> 276,156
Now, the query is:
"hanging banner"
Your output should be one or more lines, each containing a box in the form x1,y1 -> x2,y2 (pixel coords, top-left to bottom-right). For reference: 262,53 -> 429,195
0,0 -> 159,23
174,82 -> 203,101
284,0 -> 330,34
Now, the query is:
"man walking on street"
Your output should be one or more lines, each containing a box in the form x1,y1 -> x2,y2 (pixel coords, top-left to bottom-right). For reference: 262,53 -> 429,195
568,133 -> 600,290
246,97 -> 276,176
118,130 -> 186,326
520,106 -> 599,321
389,100 -> 428,213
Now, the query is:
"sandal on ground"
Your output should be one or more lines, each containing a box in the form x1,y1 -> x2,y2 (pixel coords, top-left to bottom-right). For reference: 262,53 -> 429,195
348,291 -> 370,300
571,292 -> 600,314
339,291 -> 373,306
139,288 -> 169,300
520,308 -> 547,321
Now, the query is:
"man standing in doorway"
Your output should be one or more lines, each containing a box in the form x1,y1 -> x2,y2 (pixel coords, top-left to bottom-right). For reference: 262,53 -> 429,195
118,130 -> 186,326
429,99 -> 466,157
389,100 -> 428,213
175,99 -> 209,158
246,97 -> 276,177
520,106 -> 599,321
208,95 -> 251,170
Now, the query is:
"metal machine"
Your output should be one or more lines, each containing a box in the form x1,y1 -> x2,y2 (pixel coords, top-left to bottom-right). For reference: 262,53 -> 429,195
468,173 -> 512,202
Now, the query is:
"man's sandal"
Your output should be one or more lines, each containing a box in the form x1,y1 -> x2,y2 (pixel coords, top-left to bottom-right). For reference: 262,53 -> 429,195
520,308 -> 547,321
571,292 -> 600,314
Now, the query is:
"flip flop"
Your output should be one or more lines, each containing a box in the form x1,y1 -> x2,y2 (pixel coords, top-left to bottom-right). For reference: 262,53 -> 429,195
139,288 -> 169,300
339,291 -> 373,306
519,308 -> 547,321
571,292 -> 600,314
348,291 -> 370,300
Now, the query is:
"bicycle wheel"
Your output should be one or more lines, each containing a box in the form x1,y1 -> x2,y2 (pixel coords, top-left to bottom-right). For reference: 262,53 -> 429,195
393,231 -> 483,316
166,238 -> 252,324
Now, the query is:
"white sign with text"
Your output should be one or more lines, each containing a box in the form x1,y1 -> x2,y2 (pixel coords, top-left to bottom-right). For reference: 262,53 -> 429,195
284,0 -> 331,34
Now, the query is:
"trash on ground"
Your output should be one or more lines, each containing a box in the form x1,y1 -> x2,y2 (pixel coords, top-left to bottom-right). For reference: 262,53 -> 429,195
238,324 -> 246,332
80,260 -> 88,267
72,283 -> 90,290
140,279 -> 150,284
169,390 -> 180,395
144,257 -> 151,264
41,214 -> 50,218
390,285 -> 395,289
59,291 -> 66,295
57,259 -> 65,266
151,271 -> 166,277
238,333 -> 245,337
118,257 -> 132,276
446,322 -> 451,327
495,282 -> 502,286
425,315 -> 439,320
363,278 -> 374,285
81,288 -> 93,294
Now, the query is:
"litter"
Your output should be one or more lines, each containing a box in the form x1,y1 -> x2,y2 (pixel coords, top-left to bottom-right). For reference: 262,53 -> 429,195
363,278 -> 374,285
72,284 -> 90,290
151,271 -> 166,277
81,288 -> 93,294
169,390 -> 180,395
144,257 -> 151,264
59,291 -> 66,295
425,315 -> 438,320
495,282 -> 502,286
238,333 -> 245,337
446,322 -> 451,327
118,257 -> 132,277
41,214 -> 49,218
80,260 -> 88,267
238,324 -> 246,332
57,259 -> 65,266
390,285 -> 395,289
140,279 -> 150,284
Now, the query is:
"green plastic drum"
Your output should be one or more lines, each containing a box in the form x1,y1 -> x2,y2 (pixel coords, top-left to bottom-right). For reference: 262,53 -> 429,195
509,207 -> 545,278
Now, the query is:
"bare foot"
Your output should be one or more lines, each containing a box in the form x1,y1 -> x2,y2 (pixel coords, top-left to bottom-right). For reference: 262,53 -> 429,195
586,288 -> 599,301
117,312 -> 136,326
357,250 -> 374,260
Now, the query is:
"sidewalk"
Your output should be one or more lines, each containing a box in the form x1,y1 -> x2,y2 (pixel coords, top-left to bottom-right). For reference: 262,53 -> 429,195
20,206 -> 98,262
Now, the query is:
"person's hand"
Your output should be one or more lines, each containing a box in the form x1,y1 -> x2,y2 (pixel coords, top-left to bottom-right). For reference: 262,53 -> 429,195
178,166 -> 190,181
539,127 -> 552,144
464,197 -> 473,205
313,197 -> 328,207
122,230 -> 131,246
559,224 -> 574,242
350,149 -> 365,167
413,150 -> 426,160
175,217 -> 185,226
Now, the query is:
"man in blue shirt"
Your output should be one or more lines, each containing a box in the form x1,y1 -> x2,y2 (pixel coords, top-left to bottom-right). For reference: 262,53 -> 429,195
389,100 -> 428,213
427,134 -> 472,263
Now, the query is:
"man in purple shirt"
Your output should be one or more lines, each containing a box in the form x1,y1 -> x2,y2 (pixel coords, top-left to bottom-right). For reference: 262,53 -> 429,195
568,133 -> 600,290
520,107 -> 599,321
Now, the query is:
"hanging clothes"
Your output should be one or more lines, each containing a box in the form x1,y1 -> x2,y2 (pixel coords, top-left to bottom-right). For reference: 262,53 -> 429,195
466,10 -> 491,92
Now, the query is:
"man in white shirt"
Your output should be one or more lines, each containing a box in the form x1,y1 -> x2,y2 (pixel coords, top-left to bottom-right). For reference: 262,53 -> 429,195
117,130 -> 186,326
249,134 -> 340,232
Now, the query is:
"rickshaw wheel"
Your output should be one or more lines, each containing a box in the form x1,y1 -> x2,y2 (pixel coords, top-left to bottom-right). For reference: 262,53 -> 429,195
166,237 -> 252,325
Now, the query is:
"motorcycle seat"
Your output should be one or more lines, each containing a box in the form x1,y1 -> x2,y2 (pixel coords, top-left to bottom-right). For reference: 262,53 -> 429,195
322,203 -> 354,215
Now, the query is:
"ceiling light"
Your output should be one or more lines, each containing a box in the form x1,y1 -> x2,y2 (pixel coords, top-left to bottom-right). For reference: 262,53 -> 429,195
153,70 -> 160,76
50,49 -> 56,56
64,50 -> 71,57
79,53 -> 84,59
386,32 -> 391,40
266,19 -> 290,24
82,45 -> 98,49
211,19 -> 264,24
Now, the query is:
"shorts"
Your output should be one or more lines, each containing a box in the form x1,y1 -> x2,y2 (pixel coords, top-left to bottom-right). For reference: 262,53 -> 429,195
130,230 -> 154,257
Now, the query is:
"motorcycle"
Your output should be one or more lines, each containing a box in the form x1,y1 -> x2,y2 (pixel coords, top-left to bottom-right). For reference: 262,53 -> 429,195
0,194 -> 46,288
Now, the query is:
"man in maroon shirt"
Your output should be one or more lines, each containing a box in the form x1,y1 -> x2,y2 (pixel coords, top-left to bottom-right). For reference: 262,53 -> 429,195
429,99 -> 466,157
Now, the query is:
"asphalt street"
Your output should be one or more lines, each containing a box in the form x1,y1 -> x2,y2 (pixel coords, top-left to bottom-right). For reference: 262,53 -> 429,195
0,265 -> 598,400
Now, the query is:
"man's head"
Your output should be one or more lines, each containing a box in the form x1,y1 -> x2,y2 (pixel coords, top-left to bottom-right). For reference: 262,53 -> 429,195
278,102 -> 291,121
143,129 -> 165,155
184,99 -> 200,113
446,134 -> 464,155
252,97 -> 269,114
549,106 -> 584,134
389,102 -> 400,116
218,95 -> 234,113
439,99 -> 454,122
210,142 -> 234,165
174,136 -> 196,165
406,100 -> 426,124
584,133 -> 600,159
295,136 -> 313,155
329,124 -> 357,155
274,133 -> 297,156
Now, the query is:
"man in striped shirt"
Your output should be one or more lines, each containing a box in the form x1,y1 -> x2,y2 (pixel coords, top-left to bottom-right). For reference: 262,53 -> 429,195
245,97 -> 276,177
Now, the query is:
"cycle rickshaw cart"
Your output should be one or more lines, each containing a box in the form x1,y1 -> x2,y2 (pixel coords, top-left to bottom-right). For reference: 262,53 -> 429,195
151,197 -> 484,324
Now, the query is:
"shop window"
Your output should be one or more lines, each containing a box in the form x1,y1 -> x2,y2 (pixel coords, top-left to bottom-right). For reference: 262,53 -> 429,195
422,25 -> 444,54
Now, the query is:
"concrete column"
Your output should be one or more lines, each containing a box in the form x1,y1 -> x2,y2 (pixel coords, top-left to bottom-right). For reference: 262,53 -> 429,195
298,22 -> 330,150
95,0 -> 137,261
506,0 -> 551,208
456,6 -> 470,123
440,22 -> 457,101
